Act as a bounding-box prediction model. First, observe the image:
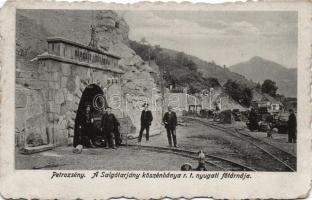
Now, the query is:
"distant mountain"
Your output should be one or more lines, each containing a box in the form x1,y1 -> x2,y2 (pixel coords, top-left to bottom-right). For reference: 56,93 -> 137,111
229,56 -> 297,97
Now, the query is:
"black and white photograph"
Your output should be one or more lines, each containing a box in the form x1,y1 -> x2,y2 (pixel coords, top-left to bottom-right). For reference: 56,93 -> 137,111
15,9 -> 298,172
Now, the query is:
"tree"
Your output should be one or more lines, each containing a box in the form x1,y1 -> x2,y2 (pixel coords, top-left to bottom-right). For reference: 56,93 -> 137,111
261,79 -> 278,97
224,80 -> 252,107
188,85 -> 200,94
224,80 -> 240,101
241,87 -> 253,107
139,37 -> 148,45
176,52 -> 188,66
206,77 -> 221,88
255,82 -> 261,91
150,45 -> 162,60
186,60 -> 197,71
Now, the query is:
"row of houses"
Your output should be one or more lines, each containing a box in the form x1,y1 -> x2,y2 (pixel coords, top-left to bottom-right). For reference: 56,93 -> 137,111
165,86 -> 246,116
165,85 -> 296,115
251,90 -> 297,113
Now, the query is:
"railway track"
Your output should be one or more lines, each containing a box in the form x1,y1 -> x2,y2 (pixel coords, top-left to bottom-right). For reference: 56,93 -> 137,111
184,116 -> 296,172
126,144 -> 255,171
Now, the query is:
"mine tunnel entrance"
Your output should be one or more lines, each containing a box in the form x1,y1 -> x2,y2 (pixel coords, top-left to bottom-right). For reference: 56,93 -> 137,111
73,84 -> 108,147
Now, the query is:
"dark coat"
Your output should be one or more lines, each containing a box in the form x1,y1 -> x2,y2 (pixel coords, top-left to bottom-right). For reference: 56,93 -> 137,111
288,113 -> 297,133
163,111 -> 177,130
73,110 -> 94,147
248,109 -> 258,130
101,113 -> 119,133
141,110 -> 153,126
82,112 -> 93,127
195,163 -> 207,171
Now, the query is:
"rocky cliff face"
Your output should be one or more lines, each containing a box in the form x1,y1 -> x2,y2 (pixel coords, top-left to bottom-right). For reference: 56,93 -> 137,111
16,10 -> 162,142
93,10 -> 162,132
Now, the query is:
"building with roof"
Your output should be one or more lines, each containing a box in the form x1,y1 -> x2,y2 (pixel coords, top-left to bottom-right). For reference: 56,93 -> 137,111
251,90 -> 283,113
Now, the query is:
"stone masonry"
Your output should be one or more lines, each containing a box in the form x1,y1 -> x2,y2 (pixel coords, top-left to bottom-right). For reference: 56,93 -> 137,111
16,37 -> 123,149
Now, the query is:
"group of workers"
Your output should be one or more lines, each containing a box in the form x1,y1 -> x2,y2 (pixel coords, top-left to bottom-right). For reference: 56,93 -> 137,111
75,102 -> 297,153
73,101 -> 297,172
74,102 -> 179,150
248,108 -> 297,143
75,105 -> 121,150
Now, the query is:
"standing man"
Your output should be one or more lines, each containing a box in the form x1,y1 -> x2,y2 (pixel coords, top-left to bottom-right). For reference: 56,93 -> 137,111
100,108 -> 108,148
138,103 -> 153,143
113,114 -> 122,147
81,104 -> 96,148
163,106 -> 178,147
248,108 -> 258,131
101,107 -> 119,149
287,109 -> 297,143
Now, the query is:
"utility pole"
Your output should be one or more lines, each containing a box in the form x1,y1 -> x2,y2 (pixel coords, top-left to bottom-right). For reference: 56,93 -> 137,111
219,97 -> 222,111
209,88 -> 214,110
159,60 -> 165,117
148,44 -> 151,63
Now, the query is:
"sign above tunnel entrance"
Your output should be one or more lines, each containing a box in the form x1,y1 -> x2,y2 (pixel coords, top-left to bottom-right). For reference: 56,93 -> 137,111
38,37 -> 122,74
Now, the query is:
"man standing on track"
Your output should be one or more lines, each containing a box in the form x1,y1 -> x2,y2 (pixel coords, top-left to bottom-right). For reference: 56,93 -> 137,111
138,103 -> 153,143
163,106 -> 178,148
287,109 -> 297,143
248,108 -> 258,131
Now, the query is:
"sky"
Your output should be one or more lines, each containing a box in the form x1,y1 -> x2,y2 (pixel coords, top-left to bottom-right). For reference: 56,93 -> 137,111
121,11 -> 297,68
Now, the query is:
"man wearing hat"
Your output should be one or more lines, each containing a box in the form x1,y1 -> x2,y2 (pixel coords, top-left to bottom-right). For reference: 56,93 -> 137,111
101,107 -> 119,149
287,109 -> 297,143
163,106 -> 178,147
138,103 -> 153,143
81,104 -> 96,148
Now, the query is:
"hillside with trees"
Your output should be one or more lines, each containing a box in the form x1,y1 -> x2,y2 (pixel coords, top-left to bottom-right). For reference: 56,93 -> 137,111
129,40 -> 255,95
